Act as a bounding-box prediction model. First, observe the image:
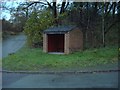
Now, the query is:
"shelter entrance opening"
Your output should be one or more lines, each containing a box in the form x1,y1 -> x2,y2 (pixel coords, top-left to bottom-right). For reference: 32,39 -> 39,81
48,34 -> 64,52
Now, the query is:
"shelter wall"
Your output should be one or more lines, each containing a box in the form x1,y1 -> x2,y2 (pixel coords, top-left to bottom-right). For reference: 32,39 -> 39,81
69,28 -> 83,53
43,34 -> 48,53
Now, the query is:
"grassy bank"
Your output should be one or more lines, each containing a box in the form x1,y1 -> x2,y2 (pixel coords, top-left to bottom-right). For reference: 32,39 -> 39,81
3,46 -> 118,71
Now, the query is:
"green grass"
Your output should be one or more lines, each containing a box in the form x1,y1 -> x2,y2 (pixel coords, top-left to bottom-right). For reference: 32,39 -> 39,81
3,45 -> 118,71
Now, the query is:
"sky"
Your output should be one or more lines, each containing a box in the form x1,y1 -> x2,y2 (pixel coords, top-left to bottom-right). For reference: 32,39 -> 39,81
1,0 -> 29,20
1,0 -> 63,20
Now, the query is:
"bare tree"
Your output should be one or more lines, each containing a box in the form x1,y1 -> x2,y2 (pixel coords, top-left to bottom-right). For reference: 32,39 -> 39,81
21,0 -> 70,25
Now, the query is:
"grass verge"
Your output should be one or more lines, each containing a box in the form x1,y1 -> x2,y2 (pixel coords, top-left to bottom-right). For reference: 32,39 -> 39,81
3,45 -> 118,71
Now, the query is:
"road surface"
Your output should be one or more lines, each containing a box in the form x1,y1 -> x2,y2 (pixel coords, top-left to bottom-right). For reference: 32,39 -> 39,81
2,72 -> 118,88
2,33 -> 26,58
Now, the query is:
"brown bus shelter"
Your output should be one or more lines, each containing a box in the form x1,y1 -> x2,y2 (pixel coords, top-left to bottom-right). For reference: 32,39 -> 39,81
43,25 -> 83,54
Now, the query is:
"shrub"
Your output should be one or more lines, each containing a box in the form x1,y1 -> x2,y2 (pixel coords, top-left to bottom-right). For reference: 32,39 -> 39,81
24,10 -> 54,47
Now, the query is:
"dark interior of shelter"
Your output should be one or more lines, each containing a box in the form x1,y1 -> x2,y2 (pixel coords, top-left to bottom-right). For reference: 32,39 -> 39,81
48,34 -> 64,52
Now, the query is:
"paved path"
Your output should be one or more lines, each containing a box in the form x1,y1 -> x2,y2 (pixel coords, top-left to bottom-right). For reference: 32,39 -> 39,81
2,72 -> 118,88
2,33 -> 26,58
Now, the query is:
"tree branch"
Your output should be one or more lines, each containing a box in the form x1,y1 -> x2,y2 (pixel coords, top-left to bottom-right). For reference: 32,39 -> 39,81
112,2 -> 117,19
53,1 -> 57,18
105,2 -> 110,13
104,3 -> 114,18
45,0 -> 53,9
25,2 -> 48,9
105,20 -> 120,34
64,2 -> 69,10
60,0 -> 66,14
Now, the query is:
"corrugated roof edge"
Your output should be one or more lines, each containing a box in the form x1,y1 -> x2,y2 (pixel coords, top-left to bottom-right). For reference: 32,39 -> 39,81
43,25 -> 77,34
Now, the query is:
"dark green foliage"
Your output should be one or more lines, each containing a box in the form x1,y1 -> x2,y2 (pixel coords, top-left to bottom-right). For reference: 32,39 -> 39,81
67,2 -> 119,48
24,10 -> 54,47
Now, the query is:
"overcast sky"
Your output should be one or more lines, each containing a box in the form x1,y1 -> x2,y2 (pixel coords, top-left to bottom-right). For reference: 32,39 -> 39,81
1,0 -> 64,20
1,1 -> 25,20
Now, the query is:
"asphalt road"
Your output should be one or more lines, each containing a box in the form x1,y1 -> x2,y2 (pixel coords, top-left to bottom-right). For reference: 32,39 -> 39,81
2,72 -> 118,88
2,33 -> 26,58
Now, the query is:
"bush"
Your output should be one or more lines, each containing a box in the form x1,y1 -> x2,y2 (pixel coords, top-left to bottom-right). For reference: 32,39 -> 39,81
24,10 -> 54,47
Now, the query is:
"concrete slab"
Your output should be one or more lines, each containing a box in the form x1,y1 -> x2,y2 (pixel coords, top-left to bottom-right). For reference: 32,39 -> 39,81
48,52 -> 64,54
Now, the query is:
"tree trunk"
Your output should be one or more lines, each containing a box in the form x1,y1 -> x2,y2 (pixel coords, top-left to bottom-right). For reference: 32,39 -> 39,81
60,0 -> 66,14
101,3 -> 106,47
52,0 -> 58,25
86,2 -> 90,48
102,12 -> 105,47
